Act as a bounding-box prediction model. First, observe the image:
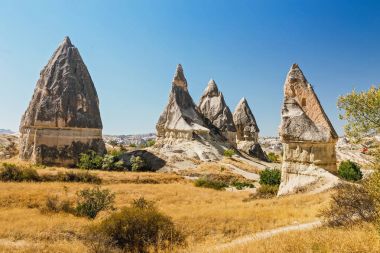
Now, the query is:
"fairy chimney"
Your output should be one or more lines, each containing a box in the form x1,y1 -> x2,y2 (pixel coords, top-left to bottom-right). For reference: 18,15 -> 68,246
278,64 -> 339,195
198,79 -> 236,144
19,37 -> 105,166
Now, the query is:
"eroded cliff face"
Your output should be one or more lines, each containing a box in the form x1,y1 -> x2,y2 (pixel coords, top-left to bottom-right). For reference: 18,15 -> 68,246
278,64 -> 339,196
198,79 -> 236,144
19,37 -> 105,166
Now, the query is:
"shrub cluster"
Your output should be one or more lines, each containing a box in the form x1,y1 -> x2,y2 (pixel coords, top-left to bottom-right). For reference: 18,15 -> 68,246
259,168 -> 281,186
43,186 -> 115,219
194,177 -> 228,190
0,163 -> 101,184
194,175 -> 255,191
86,197 -> 184,253
338,160 -> 363,181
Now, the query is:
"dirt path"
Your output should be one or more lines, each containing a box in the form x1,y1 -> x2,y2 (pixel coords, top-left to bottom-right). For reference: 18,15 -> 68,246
210,220 -> 322,252
221,162 -> 260,180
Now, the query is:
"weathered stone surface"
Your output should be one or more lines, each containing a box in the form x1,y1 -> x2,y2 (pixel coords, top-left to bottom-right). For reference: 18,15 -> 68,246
156,64 -> 210,140
233,98 -> 259,143
198,79 -> 236,144
154,65 -> 230,163
278,64 -> 339,196
233,98 -> 267,161
19,37 -> 105,166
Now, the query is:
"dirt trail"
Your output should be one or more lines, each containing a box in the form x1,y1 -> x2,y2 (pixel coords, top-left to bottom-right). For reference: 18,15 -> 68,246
210,220 -> 322,252
221,162 -> 260,181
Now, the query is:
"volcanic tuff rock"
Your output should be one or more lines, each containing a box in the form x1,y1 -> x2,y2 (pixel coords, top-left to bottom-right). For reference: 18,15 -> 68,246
233,98 -> 268,161
198,79 -> 236,144
278,64 -> 339,196
154,64 -> 229,162
19,36 -> 105,166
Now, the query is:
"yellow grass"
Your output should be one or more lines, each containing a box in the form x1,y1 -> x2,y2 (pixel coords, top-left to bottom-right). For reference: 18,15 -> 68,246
213,224 -> 380,253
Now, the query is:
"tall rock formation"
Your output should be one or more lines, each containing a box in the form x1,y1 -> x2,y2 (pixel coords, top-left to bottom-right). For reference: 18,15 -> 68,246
198,79 -> 236,144
156,64 -> 210,140
278,64 -> 339,195
155,64 -> 229,162
233,98 -> 268,161
19,37 -> 105,166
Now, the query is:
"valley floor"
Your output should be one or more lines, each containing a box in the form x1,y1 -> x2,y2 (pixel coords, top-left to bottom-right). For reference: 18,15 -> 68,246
0,160 -> 378,252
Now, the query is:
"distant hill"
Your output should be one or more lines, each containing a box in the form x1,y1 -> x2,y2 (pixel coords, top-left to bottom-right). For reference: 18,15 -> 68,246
0,129 -> 15,134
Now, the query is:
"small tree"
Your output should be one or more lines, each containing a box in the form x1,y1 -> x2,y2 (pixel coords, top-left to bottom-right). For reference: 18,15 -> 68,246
338,160 -> 363,181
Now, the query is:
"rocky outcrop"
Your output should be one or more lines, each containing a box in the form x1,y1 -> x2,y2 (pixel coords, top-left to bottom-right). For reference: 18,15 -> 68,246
19,37 -> 105,166
156,64 -> 210,140
278,64 -> 339,196
198,79 -> 236,144
233,98 -> 268,161
154,65 -> 230,162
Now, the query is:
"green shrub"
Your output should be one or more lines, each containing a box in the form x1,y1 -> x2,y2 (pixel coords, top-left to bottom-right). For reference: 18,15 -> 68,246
75,186 -> 115,219
102,154 -> 125,171
338,160 -> 363,181
194,177 -> 228,190
130,155 -> 146,171
77,150 -> 104,170
267,152 -> 280,163
259,168 -> 281,186
146,139 -> 156,147
223,149 -> 235,158
231,181 -> 255,190
88,198 -> 184,252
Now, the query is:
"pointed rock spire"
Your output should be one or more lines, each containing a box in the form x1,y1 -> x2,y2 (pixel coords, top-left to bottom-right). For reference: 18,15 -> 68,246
233,98 -> 259,142
172,64 -> 188,89
281,63 -> 338,141
19,37 -> 105,166
156,64 -> 209,139
198,79 -> 236,141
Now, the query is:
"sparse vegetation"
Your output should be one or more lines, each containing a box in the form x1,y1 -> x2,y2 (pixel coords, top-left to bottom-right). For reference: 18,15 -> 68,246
223,149 -> 235,158
146,139 -> 156,147
338,160 -> 363,181
130,155 -> 146,171
76,186 -> 115,219
194,177 -> 228,190
321,183 -> 378,226
267,152 -> 280,163
77,150 -> 104,170
259,168 -> 281,186
87,197 -> 185,252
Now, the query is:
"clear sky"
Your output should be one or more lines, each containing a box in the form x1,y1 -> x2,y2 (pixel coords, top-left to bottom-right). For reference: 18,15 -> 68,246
0,0 -> 379,136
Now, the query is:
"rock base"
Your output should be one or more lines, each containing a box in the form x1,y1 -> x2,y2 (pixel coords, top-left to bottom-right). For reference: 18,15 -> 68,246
19,127 -> 105,166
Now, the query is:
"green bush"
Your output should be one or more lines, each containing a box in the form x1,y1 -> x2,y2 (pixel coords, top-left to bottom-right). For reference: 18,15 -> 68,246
223,149 -> 235,158
77,150 -> 104,170
102,154 -> 125,171
194,177 -> 228,190
130,155 -> 146,171
259,168 -> 281,186
146,139 -> 156,147
88,198 -> 184,252
75,186 -> 115,219
231,181 -> 255,190
267,152 -> 280,163
338,160 -> 363,181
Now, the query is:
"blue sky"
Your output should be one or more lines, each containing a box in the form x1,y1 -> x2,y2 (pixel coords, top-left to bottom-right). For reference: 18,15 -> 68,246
0,0 -> 379,136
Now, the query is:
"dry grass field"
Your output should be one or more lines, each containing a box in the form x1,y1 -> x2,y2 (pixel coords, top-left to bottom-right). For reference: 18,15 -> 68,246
0,159 -> 379,252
